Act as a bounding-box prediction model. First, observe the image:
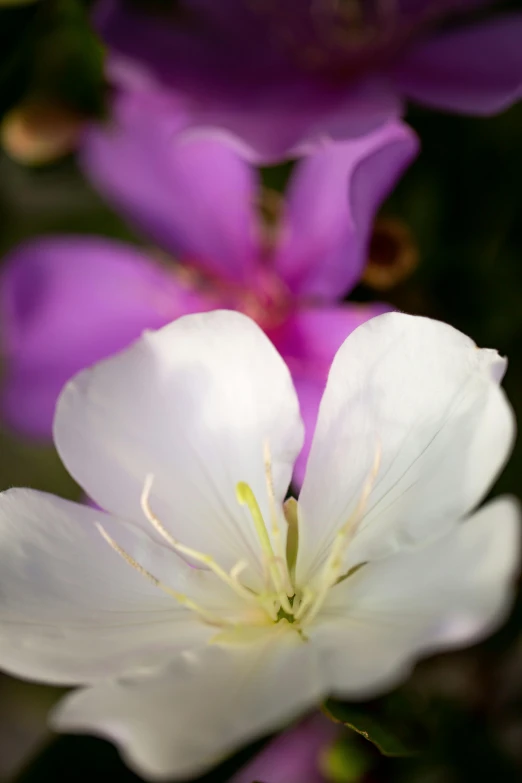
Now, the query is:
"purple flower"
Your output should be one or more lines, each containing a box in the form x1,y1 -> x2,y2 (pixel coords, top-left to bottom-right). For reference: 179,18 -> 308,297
0,90 -> 417,481
94,0 -> 522,161
231,713 -> 340,783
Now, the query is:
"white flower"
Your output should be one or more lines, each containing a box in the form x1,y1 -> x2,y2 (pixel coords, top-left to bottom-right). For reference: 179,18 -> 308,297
0,311 -> 518,780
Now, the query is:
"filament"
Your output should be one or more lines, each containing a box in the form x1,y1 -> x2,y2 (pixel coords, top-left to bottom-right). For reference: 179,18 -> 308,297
141,474 -> 257,604
301,442 -> 381,625
95,522 -> 231,627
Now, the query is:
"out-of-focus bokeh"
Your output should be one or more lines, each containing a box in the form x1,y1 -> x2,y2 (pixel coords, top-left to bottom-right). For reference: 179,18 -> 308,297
0,1 -> 522,782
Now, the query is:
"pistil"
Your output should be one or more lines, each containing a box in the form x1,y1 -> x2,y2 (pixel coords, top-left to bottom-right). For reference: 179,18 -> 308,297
236,481 -> 294,615
94,440 -> 380,636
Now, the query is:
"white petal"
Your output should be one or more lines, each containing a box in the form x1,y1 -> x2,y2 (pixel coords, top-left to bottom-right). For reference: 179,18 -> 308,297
52,629 -> 324,781
297,312 -> 515,582
54,311 -> 303,583
310,496 -> 520,699
0,489 -> 224,684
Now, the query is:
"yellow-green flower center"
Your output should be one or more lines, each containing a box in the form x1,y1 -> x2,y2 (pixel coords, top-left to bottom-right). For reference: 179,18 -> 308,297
95,442 -> 380,638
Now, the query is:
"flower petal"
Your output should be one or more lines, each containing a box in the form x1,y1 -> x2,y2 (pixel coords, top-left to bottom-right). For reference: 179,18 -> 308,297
0,236 -> 203,438
297,313 -> 515,582
183,78 -> 403,165
231,713 -> 338,783
82,89 -> 261,283
273,121 -> 418,299
54,311 -> 304,582
94,1 -> 402,162
0,489 -> 217,685
52,629 -> 324,780
272,303 -> 392,486
393,15 -> 522,115
311,496 -> 519,699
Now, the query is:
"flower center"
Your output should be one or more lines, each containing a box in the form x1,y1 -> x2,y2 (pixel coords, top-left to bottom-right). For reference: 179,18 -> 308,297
236,268 -> 292,331
247,0 -> 401,74
276,599 -> 297,624
246,0 -> 466,81
95,442 -> 380,639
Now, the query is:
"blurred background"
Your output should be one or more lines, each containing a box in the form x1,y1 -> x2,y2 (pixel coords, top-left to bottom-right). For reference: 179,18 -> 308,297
1,1 -> 522,782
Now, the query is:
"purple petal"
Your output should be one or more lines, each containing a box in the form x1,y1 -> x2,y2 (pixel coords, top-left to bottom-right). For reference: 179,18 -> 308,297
393,14 -> 522,114
273,121 -> 418,301
231,713 -> 338,783
94,0 -> 286,93
0,237 -> 205,438
95,1 -> 403,162
94,2 -> 517,160
81,89 -> 261,283
183,77 -> 403,164
271,303 -> 392,485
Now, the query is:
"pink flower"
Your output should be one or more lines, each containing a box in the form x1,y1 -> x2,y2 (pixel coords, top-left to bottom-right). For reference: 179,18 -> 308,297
0,91 -> 417,480
231,713 -> 340,783
94,0 -> 522,161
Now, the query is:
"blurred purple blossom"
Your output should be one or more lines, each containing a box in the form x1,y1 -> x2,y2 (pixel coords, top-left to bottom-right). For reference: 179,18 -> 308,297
95,0 -> 522,161
231,713 -> 340,783
0,91 -> 417,481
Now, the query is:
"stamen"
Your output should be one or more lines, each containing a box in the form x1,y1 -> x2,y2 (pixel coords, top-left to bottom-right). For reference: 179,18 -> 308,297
140,475 -> 257,604
236,480 -> 293,614
230,559 -> 248,582
94,522 -> 230,627
236,481 -> 273,559
301,442 -> 382,625
331,441 -> 382,563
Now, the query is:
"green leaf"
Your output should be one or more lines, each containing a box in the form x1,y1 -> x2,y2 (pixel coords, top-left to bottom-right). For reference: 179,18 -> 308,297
323,700 -> 416,758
